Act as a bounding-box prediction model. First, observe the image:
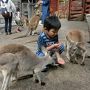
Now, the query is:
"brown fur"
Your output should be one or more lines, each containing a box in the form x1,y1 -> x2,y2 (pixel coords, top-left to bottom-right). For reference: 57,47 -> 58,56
67,30 -> 83,43
66,30 -> 87,65
23,10 -> 41,36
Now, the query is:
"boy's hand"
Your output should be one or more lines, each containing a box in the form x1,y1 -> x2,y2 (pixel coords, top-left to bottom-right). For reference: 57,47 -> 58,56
46,43 -> 62,51
54,43 -> 62,48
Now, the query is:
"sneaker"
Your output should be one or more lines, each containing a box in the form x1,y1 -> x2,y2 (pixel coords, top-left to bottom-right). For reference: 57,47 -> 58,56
36,51 -> 45,58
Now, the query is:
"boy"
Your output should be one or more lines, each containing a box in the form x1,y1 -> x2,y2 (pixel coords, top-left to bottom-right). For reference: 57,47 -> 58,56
36,16 -> 65,65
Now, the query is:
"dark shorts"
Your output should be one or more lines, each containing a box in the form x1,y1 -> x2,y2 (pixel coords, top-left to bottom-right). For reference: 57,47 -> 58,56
36,44 -> 64,58
49,44 -> 65,56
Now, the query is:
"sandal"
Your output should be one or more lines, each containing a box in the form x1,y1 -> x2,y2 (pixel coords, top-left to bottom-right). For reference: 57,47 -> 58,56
57,58 -> 65,65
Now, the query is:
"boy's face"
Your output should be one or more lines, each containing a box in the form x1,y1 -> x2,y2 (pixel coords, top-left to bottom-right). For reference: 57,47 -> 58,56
46,29 -> 58,38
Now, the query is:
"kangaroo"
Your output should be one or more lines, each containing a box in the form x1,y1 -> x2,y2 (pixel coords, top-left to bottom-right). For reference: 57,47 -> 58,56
22,3 -> 41,36
13,10 -> 41,39
0,44 -> 54,90
26,9 -> 41,36
65,30 -> 87,65
0,53 -> 18,90
13,4 -> 41,39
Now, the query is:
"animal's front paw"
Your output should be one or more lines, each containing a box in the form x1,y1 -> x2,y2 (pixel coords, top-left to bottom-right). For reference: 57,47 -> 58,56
35,79 -> 39,83
35,79 -> 46,86
74,61 -> 78,64
81,62 -> 85,66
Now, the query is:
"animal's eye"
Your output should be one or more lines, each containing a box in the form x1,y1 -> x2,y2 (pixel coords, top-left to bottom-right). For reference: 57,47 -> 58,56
73,47 -> 77,50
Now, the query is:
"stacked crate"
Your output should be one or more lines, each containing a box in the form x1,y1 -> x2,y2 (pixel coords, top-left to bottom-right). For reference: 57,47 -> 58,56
85,0 -> 90,14
68,0 -> 84,21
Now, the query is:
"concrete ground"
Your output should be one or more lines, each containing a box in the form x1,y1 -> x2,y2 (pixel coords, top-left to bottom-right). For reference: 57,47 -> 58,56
0,19 -> 90,90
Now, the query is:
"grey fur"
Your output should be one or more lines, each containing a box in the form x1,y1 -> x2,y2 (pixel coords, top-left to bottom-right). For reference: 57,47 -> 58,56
0,44 -> 54,90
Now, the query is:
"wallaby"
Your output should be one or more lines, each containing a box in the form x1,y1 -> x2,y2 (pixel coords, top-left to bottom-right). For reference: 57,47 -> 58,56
13,10 -> 41,39
0,53 -> 18,90
13,4 -> 41,39
0,44 -> 54,90
25,9 -> 41,36
65,30 -> 87,65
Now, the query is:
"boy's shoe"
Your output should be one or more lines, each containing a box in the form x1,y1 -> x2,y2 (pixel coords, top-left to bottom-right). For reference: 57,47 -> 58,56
36,51 -> 45,58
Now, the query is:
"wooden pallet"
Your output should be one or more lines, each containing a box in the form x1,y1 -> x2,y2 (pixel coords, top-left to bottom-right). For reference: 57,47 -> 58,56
85,0 -> 90,14
68,0 -> 84,21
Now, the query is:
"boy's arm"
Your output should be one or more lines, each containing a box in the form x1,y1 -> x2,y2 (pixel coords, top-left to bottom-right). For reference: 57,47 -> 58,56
46,44 -> 55,51
46,43 -> 62,51
37,35 -> 44,51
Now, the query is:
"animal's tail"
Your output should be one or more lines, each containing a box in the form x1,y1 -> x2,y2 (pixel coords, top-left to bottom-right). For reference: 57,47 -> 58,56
13,35 -> 27,39
25,39 -> 37,43
18,74 -> 33,81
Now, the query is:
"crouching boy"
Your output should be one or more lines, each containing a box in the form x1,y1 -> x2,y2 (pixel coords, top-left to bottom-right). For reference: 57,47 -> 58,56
36,16 -> 65,66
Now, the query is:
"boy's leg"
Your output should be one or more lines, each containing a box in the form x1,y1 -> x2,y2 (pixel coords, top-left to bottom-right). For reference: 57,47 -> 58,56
55,51 -> 65,65
55,44 -> 65,65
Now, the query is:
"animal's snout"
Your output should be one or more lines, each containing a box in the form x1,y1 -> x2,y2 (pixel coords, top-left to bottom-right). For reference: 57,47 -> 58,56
73,47 -> 77,51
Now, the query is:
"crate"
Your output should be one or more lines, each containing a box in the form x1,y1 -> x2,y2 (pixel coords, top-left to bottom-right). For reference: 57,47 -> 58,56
68,0 -> 84,21
85,0 -> 90,14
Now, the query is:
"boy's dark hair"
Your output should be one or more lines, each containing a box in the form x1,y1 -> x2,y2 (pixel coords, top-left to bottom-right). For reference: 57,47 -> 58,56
44,15 -> 61,31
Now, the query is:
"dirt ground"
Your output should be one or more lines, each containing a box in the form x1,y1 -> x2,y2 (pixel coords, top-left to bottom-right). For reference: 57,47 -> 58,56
0,19 -> 90,90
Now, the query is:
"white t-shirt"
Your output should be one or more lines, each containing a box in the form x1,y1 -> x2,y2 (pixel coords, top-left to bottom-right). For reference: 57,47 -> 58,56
0,0 -> 16,13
